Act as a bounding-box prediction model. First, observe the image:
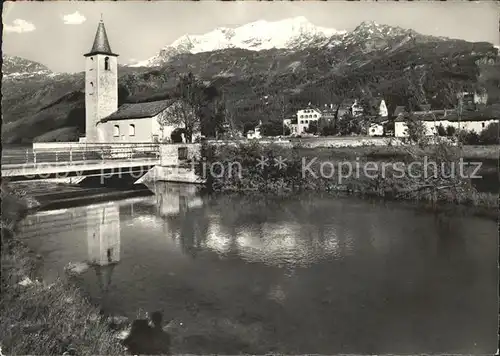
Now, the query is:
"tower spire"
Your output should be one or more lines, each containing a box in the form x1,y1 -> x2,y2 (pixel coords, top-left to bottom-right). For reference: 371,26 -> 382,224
84,19 -> 118,57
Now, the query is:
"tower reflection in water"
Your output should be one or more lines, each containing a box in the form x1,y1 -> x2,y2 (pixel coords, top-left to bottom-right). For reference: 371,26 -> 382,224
86,201 -> 121,294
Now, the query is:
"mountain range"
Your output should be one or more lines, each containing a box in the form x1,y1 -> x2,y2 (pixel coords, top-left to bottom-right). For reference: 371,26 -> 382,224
129,16 -> 346,67
2,18 -> 499,144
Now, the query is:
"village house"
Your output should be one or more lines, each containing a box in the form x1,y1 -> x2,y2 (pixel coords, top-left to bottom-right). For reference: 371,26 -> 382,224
457,90 -> 488,109
393,101 -> 498,138
368,123 -> 384,136
83,19 -> 188,144
247,121 -> 263,139
296,107 -> 322,134
337,98 -> 388,118
362,97 -> 389,117
97,99 -> 196,143
394,111 -> 497,138
351,99 -> 365,117
283,118 -> 298,135
367,117 -> 390,136
292,104 -> 346,135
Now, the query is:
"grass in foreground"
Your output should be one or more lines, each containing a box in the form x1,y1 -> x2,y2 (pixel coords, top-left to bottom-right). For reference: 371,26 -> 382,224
0,187 -> 125,356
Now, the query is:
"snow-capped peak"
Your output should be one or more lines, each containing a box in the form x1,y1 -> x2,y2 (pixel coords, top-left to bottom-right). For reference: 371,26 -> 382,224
129,16 -> 346,67
2,55 -> 54,79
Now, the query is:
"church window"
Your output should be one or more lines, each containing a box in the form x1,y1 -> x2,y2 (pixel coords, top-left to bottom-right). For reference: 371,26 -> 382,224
129,124 -> 135,136
113,125 -> 120,137
105,57 -> 110,71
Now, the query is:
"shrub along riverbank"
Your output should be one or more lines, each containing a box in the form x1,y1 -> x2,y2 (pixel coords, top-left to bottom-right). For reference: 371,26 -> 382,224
198,141 -> 498,213
0,183 -> 125,355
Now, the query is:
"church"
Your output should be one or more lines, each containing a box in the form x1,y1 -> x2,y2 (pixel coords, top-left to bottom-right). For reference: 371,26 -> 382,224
82,19 -> 189,144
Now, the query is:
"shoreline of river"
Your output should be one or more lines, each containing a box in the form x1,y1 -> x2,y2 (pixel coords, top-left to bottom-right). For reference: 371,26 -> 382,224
204,187 -> 498,221
3,179 -> 497,354
200,142 -> 499,217
0,184 -> 127,355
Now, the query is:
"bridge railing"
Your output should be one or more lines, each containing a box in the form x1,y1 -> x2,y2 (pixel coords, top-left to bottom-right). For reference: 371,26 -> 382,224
2,143 -> 161,166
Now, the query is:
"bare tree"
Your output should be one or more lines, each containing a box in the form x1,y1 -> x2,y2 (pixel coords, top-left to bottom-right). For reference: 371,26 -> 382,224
158,100 -> 198,143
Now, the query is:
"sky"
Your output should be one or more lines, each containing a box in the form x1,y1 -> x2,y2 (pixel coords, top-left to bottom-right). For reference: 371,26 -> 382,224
3,1 -> 499,73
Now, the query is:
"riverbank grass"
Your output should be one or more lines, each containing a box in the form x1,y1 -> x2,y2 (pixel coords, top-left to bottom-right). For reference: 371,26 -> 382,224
200,141 -> 498,211
0,185 -> 125,355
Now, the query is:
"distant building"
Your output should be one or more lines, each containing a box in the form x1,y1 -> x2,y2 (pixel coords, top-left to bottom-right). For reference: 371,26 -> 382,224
97,99 -> 194,143
376,99 -> 389,117
367,121 -> 386,136
457,91 -> 488,110
247,120 -> 262,139
283,118 -> 298,135
294,104 -> 341,135
336,100 -> 355,118
296,107 -> 322,134
359,98 -> 388,117
84,20 -> 190,144
83,19 -> 119,143
337,98 -> 388,119
351,99 -> 365,117
394,112 -> 496,138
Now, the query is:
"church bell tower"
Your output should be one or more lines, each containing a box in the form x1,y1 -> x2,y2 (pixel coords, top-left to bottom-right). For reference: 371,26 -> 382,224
84,18 -> 118,143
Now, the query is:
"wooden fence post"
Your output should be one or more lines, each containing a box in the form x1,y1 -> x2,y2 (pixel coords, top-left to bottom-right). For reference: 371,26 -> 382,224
33,150 -> 37,164
25,149 -> 29,163
70,149 -> 73,163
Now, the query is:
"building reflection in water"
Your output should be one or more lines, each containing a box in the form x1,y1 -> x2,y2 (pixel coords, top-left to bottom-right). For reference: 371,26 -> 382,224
86,201 -> 121,294
153,182 -> 203,218
150,182 -> 206,257
147,187 -> 394,269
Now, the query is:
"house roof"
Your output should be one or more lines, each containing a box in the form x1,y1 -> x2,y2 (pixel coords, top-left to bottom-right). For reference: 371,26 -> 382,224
84,20 -> 118,57
412,109 -> 446,116
370,116 -> 389,124
395,110 -> 499,123
101,99 -> 176,122
395,111 -> 446,122
441,110 -> 500,122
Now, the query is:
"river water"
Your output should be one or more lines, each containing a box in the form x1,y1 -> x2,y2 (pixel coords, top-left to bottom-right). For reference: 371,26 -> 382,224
18,183 -> 498,354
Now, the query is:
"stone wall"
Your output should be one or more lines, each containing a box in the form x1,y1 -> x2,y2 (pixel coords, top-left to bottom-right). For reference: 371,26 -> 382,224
293,137 -> 403,148
159,143 -> 201,167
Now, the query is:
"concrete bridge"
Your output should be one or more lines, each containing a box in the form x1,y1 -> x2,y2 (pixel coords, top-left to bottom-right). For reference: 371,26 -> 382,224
2,142 -> 203,184
2,143 -> 159,182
